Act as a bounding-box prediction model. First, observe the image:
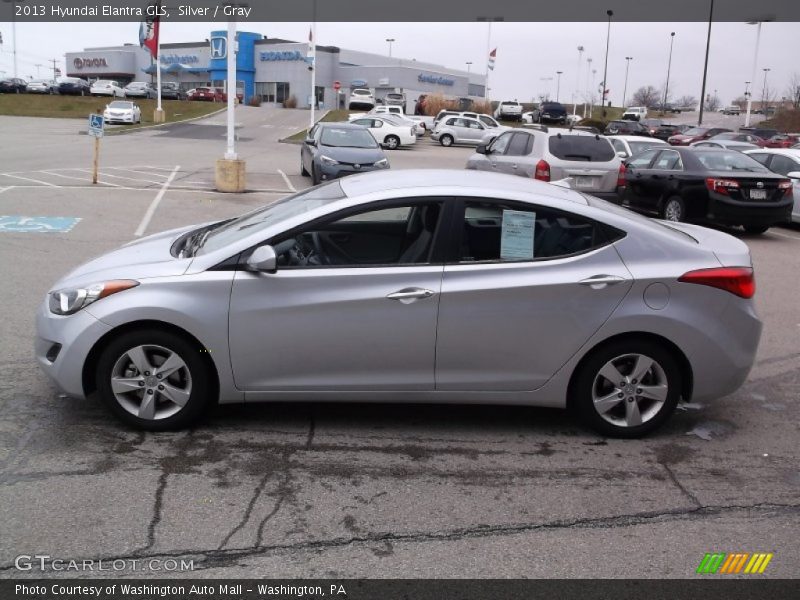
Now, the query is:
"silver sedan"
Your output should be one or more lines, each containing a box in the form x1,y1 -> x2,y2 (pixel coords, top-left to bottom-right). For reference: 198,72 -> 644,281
35,170 -> 761,437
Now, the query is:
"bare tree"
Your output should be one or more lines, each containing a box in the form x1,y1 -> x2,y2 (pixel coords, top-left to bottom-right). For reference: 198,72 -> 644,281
675,95 -> 698,110
631,85 -> 659,108
785,73 -> 800,109
705,93 -> 721,112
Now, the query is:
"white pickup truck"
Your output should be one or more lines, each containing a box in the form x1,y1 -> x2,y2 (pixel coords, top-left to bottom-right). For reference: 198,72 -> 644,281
494,100 -> 523,121
621,106 -> 648,121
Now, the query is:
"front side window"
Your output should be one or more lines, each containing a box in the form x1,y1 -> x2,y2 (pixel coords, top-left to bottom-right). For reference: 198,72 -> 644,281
457,200 -> 616,263
506,132 -> 532,156
489,132 -> 513,155
768,155 -> 799,176
273,201 -> 444,268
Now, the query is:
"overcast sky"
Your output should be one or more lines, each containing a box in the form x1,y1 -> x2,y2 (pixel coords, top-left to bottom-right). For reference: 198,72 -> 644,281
1,21 -> 798,105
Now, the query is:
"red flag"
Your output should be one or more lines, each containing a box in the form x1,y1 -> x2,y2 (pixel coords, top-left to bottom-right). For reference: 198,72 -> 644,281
139,2 -> 161,60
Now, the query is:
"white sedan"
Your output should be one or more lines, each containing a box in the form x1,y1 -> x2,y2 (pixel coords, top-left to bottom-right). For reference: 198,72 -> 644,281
744,148 -> 800,223
90,80 -> 124,97
606,135 -> 667,159
103,101 -> 142,125
349,115 -> 416,149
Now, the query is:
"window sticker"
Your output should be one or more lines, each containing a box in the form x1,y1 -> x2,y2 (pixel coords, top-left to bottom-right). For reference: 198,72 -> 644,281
500,210 -> 536,260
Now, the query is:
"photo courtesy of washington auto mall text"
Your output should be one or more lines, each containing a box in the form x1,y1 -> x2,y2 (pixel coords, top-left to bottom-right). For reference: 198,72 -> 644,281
0,0 -> 799,599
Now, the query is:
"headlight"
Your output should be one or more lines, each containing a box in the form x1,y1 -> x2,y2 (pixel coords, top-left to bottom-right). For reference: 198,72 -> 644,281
49,280 -> 139,315
375,158 -> 389,168
319,155 -> 339,166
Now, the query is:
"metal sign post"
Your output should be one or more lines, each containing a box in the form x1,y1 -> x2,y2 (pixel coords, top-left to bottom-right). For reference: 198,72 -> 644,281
88,113 -> 104,184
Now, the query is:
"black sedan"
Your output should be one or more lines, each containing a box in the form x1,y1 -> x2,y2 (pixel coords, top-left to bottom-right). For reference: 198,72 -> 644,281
57,77 -> 91,96
0,78 -> 28,93
604,120 -> 651,137
653,123 -> 691,141
619,147 -> 793,234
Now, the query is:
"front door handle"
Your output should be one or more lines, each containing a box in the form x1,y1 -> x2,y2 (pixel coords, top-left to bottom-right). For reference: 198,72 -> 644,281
579,275 -> 628,289
386,288 -> 435,303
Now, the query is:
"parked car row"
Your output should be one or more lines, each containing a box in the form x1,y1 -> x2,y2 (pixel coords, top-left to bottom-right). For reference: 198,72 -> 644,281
0,77 -> 191,99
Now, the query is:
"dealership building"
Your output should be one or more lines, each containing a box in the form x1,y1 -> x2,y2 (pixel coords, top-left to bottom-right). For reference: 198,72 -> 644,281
65,31 -> 486,110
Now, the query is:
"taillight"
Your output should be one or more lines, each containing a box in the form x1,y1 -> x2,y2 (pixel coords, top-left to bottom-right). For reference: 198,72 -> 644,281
534,159 -> 550,182
705,178 -> 740,195
617,162 -> 627,187
678,267 -> 755,299
778,180 -> 793,196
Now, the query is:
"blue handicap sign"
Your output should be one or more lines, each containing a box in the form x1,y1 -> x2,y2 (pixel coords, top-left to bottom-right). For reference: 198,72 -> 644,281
0,216 -> 82,233
88,114 -> 104,137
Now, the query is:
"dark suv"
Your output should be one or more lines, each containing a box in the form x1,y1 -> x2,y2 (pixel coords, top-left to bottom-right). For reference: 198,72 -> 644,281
604,120 -> 651,137
537,102 -> 567,124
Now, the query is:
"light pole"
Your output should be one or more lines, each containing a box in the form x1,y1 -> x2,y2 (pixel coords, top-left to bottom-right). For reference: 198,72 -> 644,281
622,56 -> 632,108
540,77 -> 553,101
2,0 -> 20,79
385,38 -> 395,58
663,32 -> 676,111
555,71 -> 563,102
601,9 -> 613,116
744,20 -> 768,127
573,45 -> 584,117
34,63 -> 42,78
591,68 -> 597,117
585,57 -> 592,117
761,67 -> 770,109
466,61 -> 472,74
697,0 -> 714,126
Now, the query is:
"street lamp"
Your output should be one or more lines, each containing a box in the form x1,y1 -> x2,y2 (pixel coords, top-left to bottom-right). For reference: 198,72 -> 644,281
585,57 -> 592,117
573,45 -> 584,117
663,32 -> 676,111
744,20 -> 769,127
600,9 -> 613,115
555,71 -> 563,102
622,56 -> 633,109
1,0 -> 23,79
761,67 -> 771,108
540,77 -> 553,101
591,68 -> 597,117
385,38 -> 395,58
466,61 -> 472,74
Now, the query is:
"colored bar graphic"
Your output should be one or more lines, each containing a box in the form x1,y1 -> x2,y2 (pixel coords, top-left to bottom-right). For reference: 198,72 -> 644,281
697,552 -> 772,574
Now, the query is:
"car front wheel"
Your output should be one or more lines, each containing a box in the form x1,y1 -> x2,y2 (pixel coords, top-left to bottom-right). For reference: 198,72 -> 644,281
96,329 -> 213,430
572,339 -> 681,438
662,196 -> 685,222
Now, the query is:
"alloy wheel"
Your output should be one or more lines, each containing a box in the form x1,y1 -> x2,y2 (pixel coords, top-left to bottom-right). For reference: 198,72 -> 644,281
110,344 -> 192,421
591,353 -> 669,428
664,199 -> 683,222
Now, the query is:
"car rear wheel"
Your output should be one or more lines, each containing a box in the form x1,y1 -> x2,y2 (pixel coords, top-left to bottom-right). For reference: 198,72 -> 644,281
743,224 -> 769,234
662,196 -> 685,222
572,339 -> 681,438
96,329 -> 213,430
440,134 -> 454,147
384,135 -> 400,150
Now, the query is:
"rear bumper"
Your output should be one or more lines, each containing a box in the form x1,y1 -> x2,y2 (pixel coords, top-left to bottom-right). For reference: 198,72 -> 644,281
707,195 -> 793,226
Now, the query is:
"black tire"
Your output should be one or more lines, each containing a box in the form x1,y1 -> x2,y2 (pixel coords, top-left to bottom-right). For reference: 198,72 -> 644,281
301,157 -> 309,177
96,328 -> 213,430
571,338 -> 682,438
743,224 -> 769,234
661,196 -> 685,222
439,134 -> 454,147
384,135 -> 400,150
311,164 -> 320,185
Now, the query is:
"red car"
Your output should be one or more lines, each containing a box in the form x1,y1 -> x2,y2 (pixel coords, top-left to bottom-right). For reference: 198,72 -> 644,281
187,87 -> 219,101
668,127 -> 731,146
214,87 -> 244,103
765,133 -> 800,148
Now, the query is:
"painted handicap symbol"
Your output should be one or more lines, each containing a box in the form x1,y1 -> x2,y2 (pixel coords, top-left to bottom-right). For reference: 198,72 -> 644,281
0,216 -> 82,233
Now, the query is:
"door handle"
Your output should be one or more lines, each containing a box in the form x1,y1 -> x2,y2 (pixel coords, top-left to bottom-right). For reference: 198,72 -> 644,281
512,164 -> 518,169
491,163 -> 497,168
386,288 -> 435,303
579,275 -> 628,289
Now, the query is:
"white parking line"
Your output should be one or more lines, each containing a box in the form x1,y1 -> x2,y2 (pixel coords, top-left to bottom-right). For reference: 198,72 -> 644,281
42,171 -> 122,187
2,185 -> 286,196
0,186 -> 12,195
770,230 -> 800,241
79,170 -> 166,186
3,173 -> 59,187
104,167 -> 171,179
277,169 -> 296,192
134,165 -> 180,237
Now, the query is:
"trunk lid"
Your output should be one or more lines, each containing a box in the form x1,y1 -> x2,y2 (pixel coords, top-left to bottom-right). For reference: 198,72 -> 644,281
658,221 -> 753,267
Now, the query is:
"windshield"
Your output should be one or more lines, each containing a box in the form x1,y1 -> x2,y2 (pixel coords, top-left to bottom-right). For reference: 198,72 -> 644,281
695,151 -> 771,172
320,127 -> 378,148
683,128 -> 707,136
95,80 -> 113,85
108,101 -> 133,109
199,182 -> 347,254
629,141 -> 664,155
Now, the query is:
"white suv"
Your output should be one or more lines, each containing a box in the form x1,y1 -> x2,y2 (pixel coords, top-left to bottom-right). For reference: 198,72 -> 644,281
621,106 -> 648,121
348,88 -> 375,109
494,100 -> 523,121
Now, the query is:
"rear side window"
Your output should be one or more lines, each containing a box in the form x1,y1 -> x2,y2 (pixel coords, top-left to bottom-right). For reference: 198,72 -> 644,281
548,135 -> 615,162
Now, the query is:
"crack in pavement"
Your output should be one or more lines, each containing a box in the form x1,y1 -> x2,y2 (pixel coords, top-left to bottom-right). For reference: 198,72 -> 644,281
2,501 -> 797,575
217,470 -> 274,550
661,463 -> 702,508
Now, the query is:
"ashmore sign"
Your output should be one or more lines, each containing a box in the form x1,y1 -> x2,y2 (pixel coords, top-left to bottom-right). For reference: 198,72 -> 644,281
161,54 -> 199,65
418,73 -> 455,86
260,50 -> 304,61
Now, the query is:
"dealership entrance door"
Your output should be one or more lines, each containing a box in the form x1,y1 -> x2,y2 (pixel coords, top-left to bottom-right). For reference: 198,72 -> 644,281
213,79 -> 246,101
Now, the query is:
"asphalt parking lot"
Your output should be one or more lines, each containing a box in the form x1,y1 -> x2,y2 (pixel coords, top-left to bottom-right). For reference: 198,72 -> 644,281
0,107 -> 798,578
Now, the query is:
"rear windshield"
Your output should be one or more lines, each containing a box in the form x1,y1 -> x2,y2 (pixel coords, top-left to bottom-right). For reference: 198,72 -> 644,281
694,151 -> 770,173
548,135 -> 615,162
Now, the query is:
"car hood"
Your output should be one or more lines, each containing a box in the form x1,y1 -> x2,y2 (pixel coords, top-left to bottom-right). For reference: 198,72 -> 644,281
317,146 -> 385,162
50,224 -> 201,290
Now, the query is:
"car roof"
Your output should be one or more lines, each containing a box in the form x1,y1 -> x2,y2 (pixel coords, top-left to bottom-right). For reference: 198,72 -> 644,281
608,135 -> 667,143
744,148 -> 800,159
339,169 -> 589,205
319,122 -> 368,130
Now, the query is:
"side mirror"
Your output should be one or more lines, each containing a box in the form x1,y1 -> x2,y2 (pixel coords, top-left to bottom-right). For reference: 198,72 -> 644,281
617,151 -> 628,158
304,138 -> 316,146
247,245 -> 277,273
476,144 -> 488,155
786,171 -> 800,180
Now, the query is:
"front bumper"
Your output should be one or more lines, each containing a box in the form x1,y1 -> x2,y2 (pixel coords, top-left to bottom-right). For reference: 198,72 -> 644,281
35,300 -> 113,399
317,163 -> 388,181
707,194 -> 793,226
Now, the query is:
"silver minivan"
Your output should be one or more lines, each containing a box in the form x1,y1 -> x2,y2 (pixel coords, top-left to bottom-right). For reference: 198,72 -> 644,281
466,127 -> 623,200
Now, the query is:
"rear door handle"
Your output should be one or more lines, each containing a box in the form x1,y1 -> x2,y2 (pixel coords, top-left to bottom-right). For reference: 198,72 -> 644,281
386,288 -> 435,303
579,275 -> 628,289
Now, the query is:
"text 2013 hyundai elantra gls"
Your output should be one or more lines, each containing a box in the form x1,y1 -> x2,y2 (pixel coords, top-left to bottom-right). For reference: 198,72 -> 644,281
35,170 -> 761,437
